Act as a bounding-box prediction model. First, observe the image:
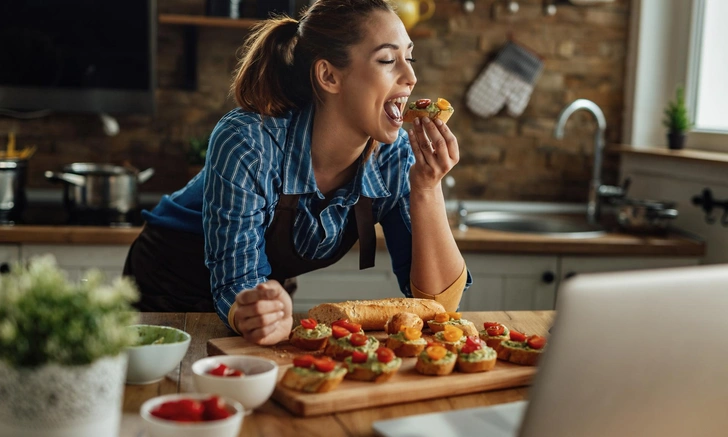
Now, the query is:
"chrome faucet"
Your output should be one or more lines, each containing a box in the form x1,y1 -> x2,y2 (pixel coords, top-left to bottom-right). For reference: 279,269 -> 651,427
553,99 -> 607,225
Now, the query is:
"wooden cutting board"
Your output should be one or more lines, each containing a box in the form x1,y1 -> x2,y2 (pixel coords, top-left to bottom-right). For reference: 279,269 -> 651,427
207,311 -> 554,417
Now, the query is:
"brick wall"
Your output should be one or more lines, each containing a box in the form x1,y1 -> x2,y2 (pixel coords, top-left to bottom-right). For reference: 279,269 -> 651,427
2,0 -> 629,202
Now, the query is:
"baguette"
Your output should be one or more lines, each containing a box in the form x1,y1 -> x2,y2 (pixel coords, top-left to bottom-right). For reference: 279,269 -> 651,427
308,298 -> 446,331
384,312 -> 423,334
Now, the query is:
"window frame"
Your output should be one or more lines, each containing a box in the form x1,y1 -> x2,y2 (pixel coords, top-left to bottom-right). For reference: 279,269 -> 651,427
624,0 -> 728,153
686,0 -> 728,136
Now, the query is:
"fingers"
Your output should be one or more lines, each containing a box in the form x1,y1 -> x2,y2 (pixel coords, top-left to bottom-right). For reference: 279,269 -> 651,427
242,320 -> 281,344
409,118 -> 432,166
237,309 -> 285,333
408,126 -> 427,165
433,119 -> 459,162
236,281 -> 283,305
422,117 -> 459,162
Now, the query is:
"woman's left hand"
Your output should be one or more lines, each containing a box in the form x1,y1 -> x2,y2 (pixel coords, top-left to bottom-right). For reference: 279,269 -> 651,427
407,116 -> 460,191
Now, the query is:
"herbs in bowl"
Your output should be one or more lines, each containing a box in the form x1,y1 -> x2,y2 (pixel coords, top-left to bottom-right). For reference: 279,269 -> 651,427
126,324 -> 191,385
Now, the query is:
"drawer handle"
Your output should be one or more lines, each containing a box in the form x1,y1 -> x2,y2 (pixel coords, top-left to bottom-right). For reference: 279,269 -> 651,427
0,263 -> 10,274
541,271 -> 555,284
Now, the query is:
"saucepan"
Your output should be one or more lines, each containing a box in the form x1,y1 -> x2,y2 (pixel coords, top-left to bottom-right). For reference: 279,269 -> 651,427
45,163 -> 154,215
616,198 -> 678,234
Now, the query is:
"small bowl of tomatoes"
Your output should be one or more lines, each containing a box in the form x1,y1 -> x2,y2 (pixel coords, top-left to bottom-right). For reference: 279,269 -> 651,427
140,393 -> 243,437
191,355 -> 278,415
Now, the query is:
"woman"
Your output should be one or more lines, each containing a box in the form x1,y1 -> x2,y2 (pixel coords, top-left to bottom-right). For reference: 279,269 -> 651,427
124,0 -> 471,345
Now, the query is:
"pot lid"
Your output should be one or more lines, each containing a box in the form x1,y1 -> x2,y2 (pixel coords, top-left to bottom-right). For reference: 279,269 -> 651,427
621,198 -> 676,210
62,163 -> 135,176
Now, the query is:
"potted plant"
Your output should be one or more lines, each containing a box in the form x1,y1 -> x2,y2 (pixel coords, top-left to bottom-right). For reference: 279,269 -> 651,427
0,255 -> 139,437
662,85 -> 692,150
187,134 -> 210,179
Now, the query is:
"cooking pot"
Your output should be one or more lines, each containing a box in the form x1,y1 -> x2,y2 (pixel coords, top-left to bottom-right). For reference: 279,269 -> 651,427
45,163 -> 154,215
0,158 -> 28,224
616,198 -> 678,234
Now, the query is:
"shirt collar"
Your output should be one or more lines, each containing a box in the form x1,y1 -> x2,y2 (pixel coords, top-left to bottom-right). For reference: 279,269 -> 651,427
281,104 -> 392,201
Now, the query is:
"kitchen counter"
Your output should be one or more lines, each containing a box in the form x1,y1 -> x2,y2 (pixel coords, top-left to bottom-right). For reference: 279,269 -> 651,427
0,224 -> 706,257
120,311 -> 552,437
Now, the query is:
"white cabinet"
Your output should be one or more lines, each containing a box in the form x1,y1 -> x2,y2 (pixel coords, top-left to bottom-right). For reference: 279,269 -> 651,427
295,250 -> 702,313
559,256 -> 700,280
0,244 -> 20,273
460,254 -> 558,312
21,244 -> 130,283
294,250 -> 401,313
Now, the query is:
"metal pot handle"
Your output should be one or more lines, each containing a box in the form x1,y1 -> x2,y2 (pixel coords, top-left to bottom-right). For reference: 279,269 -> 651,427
656,209 -> 679,219
44,171 -> 86,187
137,168 -> 155,184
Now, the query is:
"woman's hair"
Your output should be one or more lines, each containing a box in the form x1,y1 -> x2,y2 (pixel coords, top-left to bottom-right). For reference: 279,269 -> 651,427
231,0 -> 394,117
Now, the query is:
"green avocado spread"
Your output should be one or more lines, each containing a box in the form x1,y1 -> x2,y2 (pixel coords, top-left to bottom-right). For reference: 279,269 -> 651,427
502,340 -> 543,352
418,349 -> 456,365
343,354 -> 402,374
293,324 -> 331,339
389,331 -> 427,345
434,331 -> 466,345
329,335 -> 379,352
459,347 -> 496,362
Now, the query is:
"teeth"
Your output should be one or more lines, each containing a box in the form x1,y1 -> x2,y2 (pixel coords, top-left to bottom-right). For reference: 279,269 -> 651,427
386,96 -> 409,104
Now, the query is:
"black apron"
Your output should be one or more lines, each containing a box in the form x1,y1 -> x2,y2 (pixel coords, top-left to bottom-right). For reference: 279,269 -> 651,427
123,193 -> 376,312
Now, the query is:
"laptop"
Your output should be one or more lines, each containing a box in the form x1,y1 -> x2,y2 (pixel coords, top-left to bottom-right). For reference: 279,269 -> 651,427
374,264 -> 728,437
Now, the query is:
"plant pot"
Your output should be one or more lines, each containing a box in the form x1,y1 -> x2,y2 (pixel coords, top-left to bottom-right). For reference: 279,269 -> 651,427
0,354 -> 128,437
667,131 -> 686,150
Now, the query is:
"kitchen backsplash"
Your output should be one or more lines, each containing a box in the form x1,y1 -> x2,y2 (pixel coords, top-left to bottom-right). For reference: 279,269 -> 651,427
0,0 -> 627,202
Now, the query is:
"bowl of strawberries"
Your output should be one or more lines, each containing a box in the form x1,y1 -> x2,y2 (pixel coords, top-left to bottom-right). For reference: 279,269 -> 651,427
140,393 -> 243,437
191,355 -> 278,414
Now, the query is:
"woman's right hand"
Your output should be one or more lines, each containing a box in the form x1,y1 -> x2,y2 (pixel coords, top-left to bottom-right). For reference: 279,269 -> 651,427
232,280 -> 293,345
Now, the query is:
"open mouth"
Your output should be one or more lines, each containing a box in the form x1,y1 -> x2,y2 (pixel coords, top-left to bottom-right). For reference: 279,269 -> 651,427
384,97 -> 408,122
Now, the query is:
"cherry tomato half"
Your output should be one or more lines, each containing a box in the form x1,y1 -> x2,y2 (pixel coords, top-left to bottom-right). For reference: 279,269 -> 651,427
300,318 -> 317,329
349,333 -> 368,346
293,354 -> 316,368
509,330 -> 527,342
527,335 -> 547,350
376,347 -> 396,363
331,325 -> 351,339
415,98 -> 431,109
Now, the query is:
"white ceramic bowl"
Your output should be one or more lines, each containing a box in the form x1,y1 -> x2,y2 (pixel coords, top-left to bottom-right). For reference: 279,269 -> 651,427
192,355 -> 278,414
126,324 -> 191,384
140,393 -> 243,437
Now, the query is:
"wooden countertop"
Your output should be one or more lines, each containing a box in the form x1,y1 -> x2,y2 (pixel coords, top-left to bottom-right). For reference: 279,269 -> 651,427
121,311 -> 553,437
0,224 -> 706,257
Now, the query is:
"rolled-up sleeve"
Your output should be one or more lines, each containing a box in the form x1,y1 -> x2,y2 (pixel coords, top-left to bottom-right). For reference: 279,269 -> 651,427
377,136 -> 472,306
202,124 -> 271,328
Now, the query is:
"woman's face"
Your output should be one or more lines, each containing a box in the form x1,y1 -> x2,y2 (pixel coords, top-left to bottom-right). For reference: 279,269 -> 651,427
337,10 -> 417,145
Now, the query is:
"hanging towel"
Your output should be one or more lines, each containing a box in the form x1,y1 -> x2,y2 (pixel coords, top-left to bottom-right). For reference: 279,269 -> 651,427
465,41 -> 544,119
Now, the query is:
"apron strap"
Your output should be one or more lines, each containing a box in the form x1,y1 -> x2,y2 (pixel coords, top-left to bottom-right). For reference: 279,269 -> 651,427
354,196 -> 376,270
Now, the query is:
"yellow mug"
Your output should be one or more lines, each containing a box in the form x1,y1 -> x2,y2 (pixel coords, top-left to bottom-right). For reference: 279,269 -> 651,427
392,0 -> 436,31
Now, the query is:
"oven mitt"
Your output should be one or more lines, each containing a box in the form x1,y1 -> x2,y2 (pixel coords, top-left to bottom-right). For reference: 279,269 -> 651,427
465,41 -> 544,118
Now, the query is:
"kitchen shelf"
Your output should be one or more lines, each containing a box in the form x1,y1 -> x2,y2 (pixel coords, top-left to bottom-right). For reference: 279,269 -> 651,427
159,14 -> 260,29
158,14 -> 260,90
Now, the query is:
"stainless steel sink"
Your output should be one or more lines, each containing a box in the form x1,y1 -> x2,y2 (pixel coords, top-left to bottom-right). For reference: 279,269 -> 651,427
465,211 -> 606,238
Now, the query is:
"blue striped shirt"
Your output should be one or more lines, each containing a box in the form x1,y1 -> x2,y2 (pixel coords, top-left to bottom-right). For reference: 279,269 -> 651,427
143,104 -> 472,328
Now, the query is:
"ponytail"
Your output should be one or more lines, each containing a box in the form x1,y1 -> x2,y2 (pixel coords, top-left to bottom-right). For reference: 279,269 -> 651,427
230,1 -> 395,118
231,17 -> 300,117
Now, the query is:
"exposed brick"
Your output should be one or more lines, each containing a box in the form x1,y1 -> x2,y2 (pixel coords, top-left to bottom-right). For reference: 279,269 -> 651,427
12,0 -> 628,202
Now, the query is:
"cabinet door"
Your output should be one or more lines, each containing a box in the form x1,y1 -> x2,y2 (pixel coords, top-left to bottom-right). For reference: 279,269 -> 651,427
0,244 -> 20,273
21,244 -> 131,282
559,256 -> 701,281
460,254 -> 559,311
294,250 -> 402,313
